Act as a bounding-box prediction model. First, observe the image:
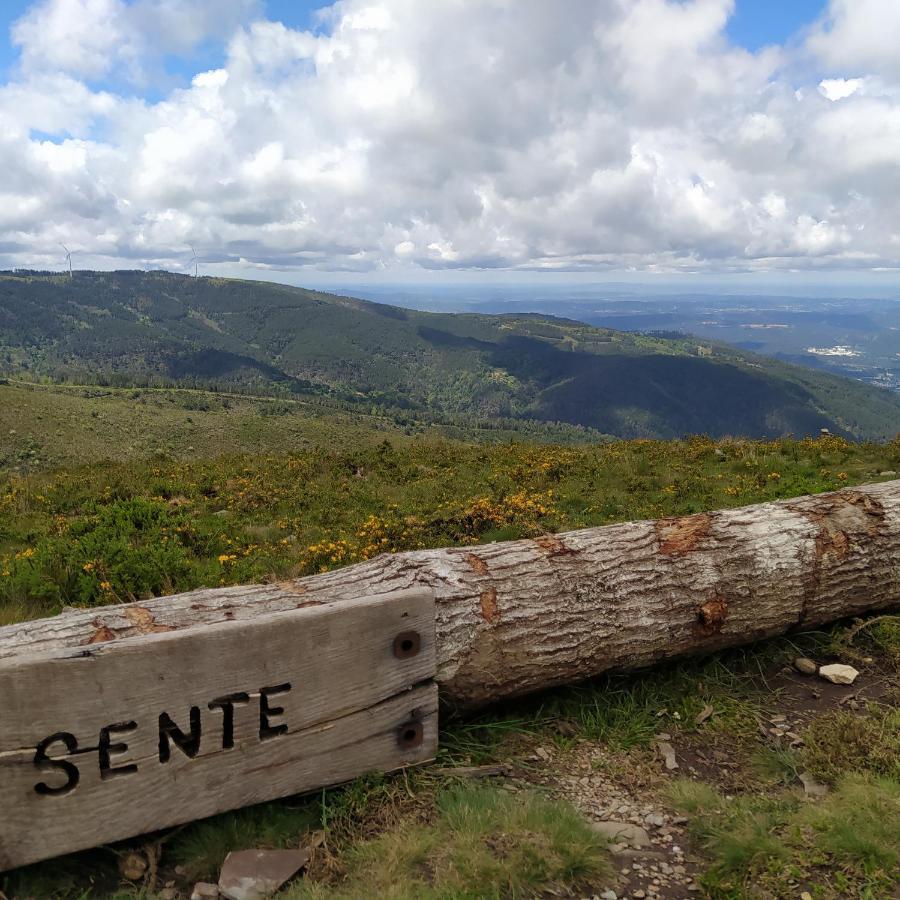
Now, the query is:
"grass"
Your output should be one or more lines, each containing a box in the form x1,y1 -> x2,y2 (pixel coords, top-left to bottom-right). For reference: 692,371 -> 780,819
803,703 -> 900,785
284,784 -> 610,900
551,653 -> 769,749
2,622 -> 897,899
751,746 -> 805,786
440,627 -> 827,772
168,800 -> 321,882
667,775 -> 900,898
2,391 -> 899,898
832,615 -> 900,672
0,380 -> 602,475
2,781 -> 611,900
662,672 -> 900,899
0,382 -> 420,475
4,414 -> 899,621
802,776 -> 900,876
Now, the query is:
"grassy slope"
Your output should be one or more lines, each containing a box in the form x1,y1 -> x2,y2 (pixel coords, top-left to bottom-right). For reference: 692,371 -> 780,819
0,383 -> 411,472
3,386 -> 900,623
0,382 -> 607,475
1,387 -> 898,899
4,270 -> 900,439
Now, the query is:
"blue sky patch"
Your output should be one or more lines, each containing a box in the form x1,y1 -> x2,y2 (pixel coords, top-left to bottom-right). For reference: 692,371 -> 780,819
726,0 -> 827,50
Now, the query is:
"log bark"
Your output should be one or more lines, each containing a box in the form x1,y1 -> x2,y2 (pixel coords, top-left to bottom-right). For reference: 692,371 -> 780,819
2,481 -> 900,709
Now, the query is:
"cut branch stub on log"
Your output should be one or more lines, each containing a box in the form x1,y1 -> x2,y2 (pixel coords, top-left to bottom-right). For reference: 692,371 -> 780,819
1,481 -> 899,712
0,589 -> 437,871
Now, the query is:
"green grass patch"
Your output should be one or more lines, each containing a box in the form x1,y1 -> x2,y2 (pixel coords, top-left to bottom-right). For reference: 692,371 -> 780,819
7,431 -> 895,621
751,746 -> 805,787
544,652 -> 768,750
801,775 -> 900,876
286,784 -> 610,900
439,644 -> 774,768
667,774 -> 900,897
5,417 -> 900,620
833,614 -> 900,672
2,410 -> 899,897
802,703 -> 900,785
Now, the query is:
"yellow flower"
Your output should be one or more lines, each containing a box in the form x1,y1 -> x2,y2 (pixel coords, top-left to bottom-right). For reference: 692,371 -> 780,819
99,581 -> 112,591
82,562 -> 95,572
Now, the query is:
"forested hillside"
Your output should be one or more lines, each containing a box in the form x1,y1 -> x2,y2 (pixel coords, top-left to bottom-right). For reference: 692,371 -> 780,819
4,270 -> 900,440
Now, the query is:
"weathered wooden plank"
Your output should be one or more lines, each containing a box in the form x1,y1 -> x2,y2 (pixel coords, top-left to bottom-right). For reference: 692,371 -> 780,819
0,589 -> 437,871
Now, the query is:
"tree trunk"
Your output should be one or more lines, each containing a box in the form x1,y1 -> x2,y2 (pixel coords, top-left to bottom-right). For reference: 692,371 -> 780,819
2,481 -> 899,708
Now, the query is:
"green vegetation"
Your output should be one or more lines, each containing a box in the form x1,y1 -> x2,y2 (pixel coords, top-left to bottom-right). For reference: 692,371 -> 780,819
2,382 -> 899,899
286,784 -> 610,900
4,270 -> 900,439
803,704 -> 900,785
4,778 -> 610,900
668,774 -> 900,898
5,615 -> 897,899
0,380 -> 605,475
4,412 -> 899,621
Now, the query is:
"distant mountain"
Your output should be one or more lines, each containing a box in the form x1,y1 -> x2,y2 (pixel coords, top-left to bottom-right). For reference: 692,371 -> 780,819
344,284 -> 900,393
3,269 -> 900,440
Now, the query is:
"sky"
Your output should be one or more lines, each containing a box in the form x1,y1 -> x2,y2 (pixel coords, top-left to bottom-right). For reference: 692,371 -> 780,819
1,0 -> 899,287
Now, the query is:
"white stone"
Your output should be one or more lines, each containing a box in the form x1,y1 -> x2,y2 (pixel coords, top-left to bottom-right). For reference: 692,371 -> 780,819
218,849 -> 309,900
191,885 -> 220,900
591,821 -> 652,848
818,663 -> 859,685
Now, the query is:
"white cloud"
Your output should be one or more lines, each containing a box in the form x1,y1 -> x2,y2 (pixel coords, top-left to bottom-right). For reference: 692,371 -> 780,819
808,0 -> 900,81
11,0 -> 260,81
11,0 -> 128,80
818,78 -> 864,101
1,0 -> 900,276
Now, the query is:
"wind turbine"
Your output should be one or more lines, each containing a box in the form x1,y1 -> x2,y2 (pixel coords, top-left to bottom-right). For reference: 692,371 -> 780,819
60,244 -> 72,278
189,245 -> 199,277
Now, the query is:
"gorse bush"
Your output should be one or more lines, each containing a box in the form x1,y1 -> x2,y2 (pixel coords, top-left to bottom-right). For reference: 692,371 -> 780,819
1,498 -> 201,610
2,433 -> 899,621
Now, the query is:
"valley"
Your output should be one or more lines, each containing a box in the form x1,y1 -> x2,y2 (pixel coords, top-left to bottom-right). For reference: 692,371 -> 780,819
4,271 -> 900,442
2,273 -> 899,900
348,285 -> 900,392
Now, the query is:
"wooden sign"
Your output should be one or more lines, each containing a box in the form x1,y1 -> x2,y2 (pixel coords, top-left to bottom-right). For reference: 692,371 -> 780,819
0,589 -> 437,871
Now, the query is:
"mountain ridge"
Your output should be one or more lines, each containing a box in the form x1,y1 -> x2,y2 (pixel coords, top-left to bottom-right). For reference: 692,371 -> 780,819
3,269 -> 900,440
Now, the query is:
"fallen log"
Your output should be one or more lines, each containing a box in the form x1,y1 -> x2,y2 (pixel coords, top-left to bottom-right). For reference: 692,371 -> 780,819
2,480 -> 900,708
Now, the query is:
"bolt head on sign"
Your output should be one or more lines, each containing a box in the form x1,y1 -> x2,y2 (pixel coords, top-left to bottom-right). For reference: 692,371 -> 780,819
0,589 -> 437,871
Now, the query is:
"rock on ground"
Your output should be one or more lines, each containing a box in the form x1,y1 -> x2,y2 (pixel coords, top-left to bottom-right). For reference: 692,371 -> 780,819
190,884 -> 219,900
818,663 -> 859,685
793,657 -> 818,675
590,821 -> 652,848
218,848 -> 310,900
